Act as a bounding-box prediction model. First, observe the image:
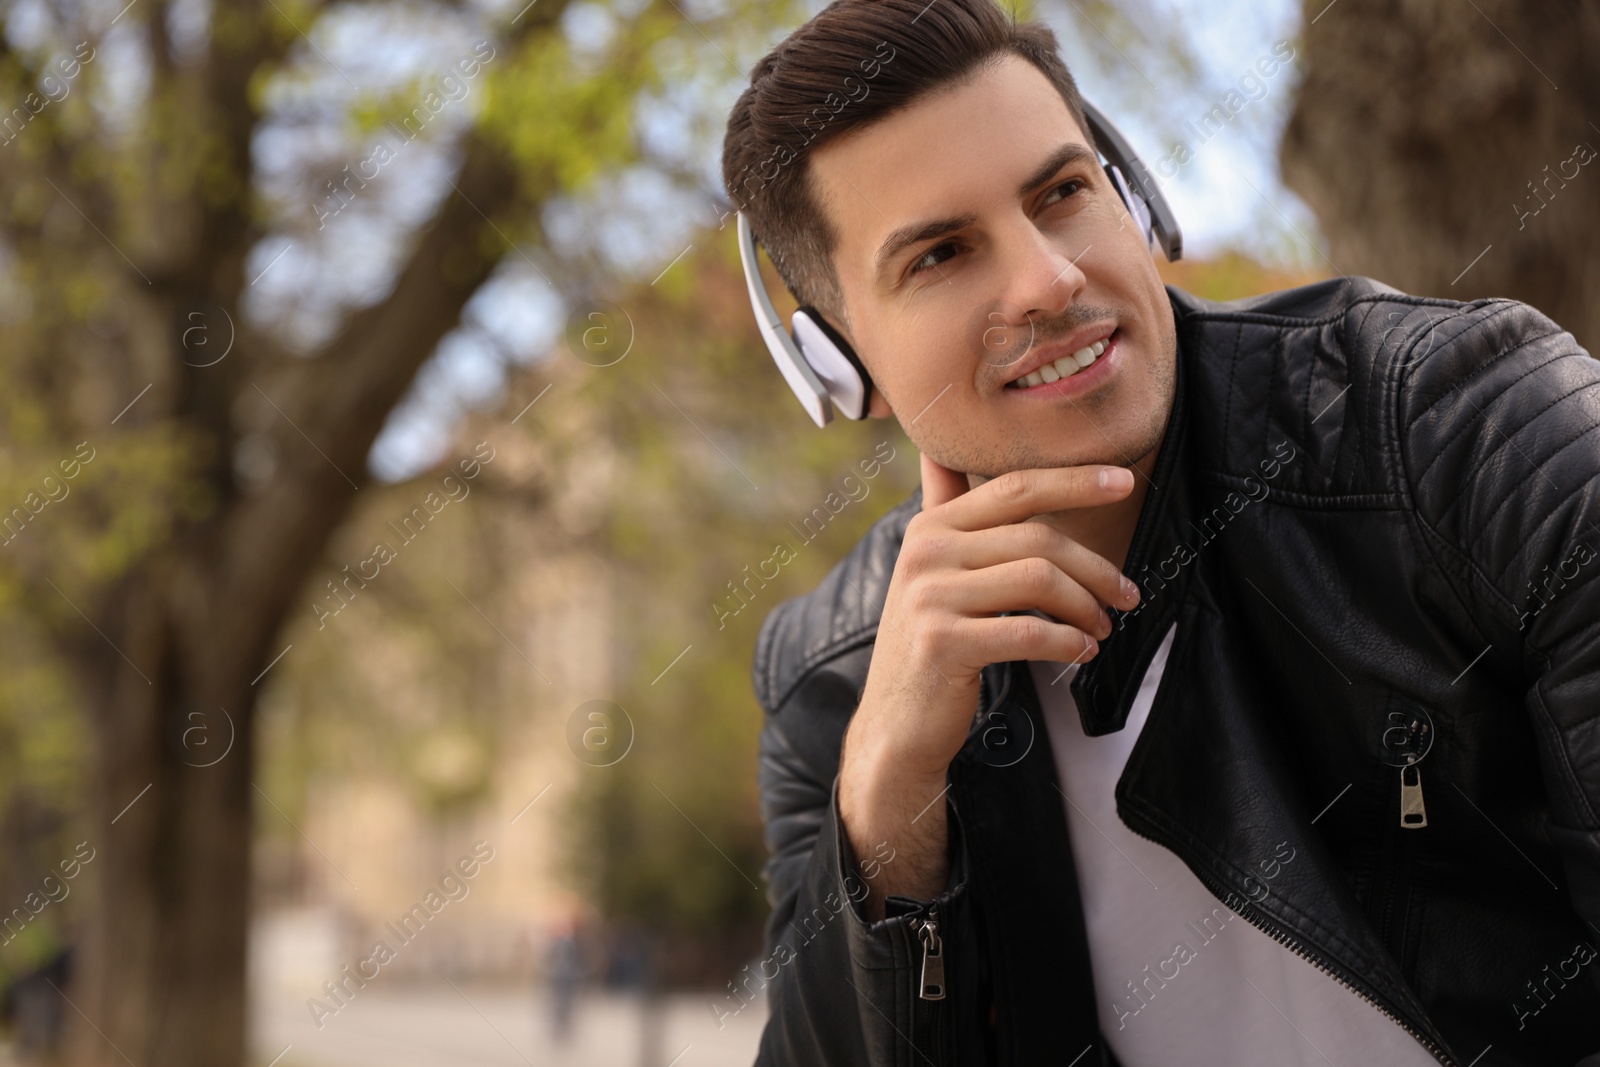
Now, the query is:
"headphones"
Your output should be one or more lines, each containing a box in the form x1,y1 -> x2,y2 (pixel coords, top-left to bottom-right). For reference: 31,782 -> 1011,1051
736,98 -> 1182,428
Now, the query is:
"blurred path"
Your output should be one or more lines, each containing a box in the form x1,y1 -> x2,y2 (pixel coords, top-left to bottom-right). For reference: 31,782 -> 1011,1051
251,984 -> 766,1067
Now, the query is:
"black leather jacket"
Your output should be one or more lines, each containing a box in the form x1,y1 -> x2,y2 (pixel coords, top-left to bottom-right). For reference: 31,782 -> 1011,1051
748,278 -> 1600,1067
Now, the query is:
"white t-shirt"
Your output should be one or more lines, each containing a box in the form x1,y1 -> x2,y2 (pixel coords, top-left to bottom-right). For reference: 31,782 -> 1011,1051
1031,621 -> 1440,1067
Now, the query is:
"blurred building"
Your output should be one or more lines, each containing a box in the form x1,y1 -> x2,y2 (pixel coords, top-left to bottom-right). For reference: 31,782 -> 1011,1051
251,357 -> 623,1000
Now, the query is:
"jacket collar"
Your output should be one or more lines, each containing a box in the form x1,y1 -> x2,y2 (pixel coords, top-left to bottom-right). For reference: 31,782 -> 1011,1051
1065,285 -> 1201,736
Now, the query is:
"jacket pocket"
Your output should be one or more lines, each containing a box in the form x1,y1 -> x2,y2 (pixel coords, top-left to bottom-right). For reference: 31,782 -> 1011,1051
872,795 -> 971,1067
899,900 -> 948,1067
1374,697 -> 1433,969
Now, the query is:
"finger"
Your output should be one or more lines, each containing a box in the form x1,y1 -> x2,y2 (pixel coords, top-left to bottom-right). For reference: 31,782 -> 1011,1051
950,614 -> 1100,670
954,520 -> 1140,612
939,465 -> 1134,532
942,558 -> 1111,640
920,451 -> 970,511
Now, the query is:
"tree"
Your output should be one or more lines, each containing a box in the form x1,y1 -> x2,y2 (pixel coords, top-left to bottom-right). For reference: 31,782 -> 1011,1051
0,0 -> 778,1060
1281,0 -> 1600,353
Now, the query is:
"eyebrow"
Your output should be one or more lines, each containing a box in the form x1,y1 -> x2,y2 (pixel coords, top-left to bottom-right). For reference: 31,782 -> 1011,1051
871,141 -> 1099,283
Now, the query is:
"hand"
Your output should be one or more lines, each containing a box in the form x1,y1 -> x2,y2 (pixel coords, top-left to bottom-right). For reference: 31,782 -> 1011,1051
838,452 -> 1142,916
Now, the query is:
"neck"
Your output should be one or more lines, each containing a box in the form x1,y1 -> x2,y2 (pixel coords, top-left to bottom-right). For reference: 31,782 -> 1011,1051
966,444 -> 1160,573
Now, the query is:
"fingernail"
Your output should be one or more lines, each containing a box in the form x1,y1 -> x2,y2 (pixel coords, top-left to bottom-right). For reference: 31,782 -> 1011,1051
1120,575 -> 1140,603
1099,467 -> 1133,491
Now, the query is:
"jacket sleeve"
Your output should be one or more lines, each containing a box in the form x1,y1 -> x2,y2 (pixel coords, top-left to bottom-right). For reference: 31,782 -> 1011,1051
748,634 -> 974,1067
1396,297 -> 1600,1065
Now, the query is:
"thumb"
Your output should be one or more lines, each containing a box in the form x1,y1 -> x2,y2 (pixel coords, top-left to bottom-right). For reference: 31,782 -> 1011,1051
920,450 -> 970,511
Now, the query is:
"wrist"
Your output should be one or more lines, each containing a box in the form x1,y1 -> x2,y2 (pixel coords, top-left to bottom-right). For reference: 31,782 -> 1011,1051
839,747 -> 950,914
842,706 -> 949,792
840,736 -> 946,828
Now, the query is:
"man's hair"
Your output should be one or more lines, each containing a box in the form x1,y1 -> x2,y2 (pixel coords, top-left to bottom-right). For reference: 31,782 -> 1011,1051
720,0 -> 1094,328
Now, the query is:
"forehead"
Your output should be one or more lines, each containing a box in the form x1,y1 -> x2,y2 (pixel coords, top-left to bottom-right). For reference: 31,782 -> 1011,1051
808,54 -> 1091,284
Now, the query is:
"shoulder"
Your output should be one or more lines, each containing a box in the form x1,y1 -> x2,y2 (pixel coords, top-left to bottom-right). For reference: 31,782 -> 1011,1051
1165,274 -> 1573,378
1166,275 -> 1446,463
1167,274 -> 1471,348
1384,294 -> 1589,428
1389,292 -> 1598,576
1166,276 -> 1591,496
752,484 -> 923,715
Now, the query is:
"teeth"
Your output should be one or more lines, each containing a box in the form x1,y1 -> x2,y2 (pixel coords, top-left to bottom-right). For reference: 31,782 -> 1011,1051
1007,338 -> 1108,388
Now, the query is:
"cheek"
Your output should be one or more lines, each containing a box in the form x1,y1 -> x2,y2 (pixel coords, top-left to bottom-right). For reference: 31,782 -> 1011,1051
1112,204 -> 1156,257
865,313 -> 967,397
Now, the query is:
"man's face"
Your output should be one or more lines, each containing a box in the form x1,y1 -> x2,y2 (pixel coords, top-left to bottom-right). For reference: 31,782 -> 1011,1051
809,54 -> 1177,478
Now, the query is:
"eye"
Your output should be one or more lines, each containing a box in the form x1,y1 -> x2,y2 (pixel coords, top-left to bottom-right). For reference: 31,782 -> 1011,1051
910,241 -> 958,275
904,180 -> 1084,280
1040,177 -> 1086,208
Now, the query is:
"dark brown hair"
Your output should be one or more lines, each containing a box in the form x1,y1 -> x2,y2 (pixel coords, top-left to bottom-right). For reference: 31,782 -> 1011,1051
721,0 -> 1094,327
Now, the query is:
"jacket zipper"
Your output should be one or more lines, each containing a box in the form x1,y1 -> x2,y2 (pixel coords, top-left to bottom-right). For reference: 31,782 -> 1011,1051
1377,764 -> 1422,963
902,904 -> 946,1067
918,907 -> 945,999
1382,704 -> 1430,960
1119,818 -> 1458,1067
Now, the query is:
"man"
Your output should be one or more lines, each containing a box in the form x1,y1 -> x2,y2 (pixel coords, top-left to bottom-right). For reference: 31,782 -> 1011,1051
721,0 -> 1600,1064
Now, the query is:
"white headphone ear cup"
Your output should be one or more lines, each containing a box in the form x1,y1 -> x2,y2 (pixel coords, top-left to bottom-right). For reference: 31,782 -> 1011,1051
1105,163 -> 1156,252
792,310 -> 869,420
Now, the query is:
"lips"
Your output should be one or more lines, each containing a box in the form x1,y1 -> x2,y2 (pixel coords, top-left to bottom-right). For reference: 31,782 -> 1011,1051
1001,325 -> 1117,389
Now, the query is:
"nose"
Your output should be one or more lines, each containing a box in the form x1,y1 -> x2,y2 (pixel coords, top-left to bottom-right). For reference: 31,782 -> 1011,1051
1000,218 -> 1087,326
973,221 -> 1088,378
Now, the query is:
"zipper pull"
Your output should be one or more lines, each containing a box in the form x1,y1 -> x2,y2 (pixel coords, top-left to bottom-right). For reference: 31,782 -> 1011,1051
918,910 -> 945,1000
1400,763 -> 1427,829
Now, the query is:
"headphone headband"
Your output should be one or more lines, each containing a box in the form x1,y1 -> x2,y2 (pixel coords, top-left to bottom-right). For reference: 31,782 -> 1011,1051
737,211 -> 833,427
1077,99 -> 1183,262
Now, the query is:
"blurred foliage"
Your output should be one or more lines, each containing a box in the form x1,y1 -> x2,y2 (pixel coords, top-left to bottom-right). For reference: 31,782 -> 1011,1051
1156,247 -> 1330,301
555,236 -> 921,978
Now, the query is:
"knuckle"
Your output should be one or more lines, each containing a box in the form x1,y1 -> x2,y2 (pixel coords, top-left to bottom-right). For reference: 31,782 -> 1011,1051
903,578 -> 939,617
1024,520 -> 1060,554
1004,613 -> 1045,649
904,511 -> 934,545
992,469 -> 1032,505
911,571 -> 960,617
899,533 -> 947,581
1020,557 -> 1056,597
896,544 -> 927,581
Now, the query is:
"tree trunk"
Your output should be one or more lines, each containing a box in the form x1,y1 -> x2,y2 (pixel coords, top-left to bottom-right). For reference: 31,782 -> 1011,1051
66,132 -> 527,1066
77,566 -> 259,1066
1281,0 -> 1600,354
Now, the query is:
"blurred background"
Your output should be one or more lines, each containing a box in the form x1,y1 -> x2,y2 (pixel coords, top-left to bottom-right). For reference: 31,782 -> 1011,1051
0,0 -> 1593,1062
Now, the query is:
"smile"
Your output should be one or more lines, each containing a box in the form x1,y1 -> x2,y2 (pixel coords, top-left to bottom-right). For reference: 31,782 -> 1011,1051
1000,326 -> 1122,395
1003,337 -> 1108,388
